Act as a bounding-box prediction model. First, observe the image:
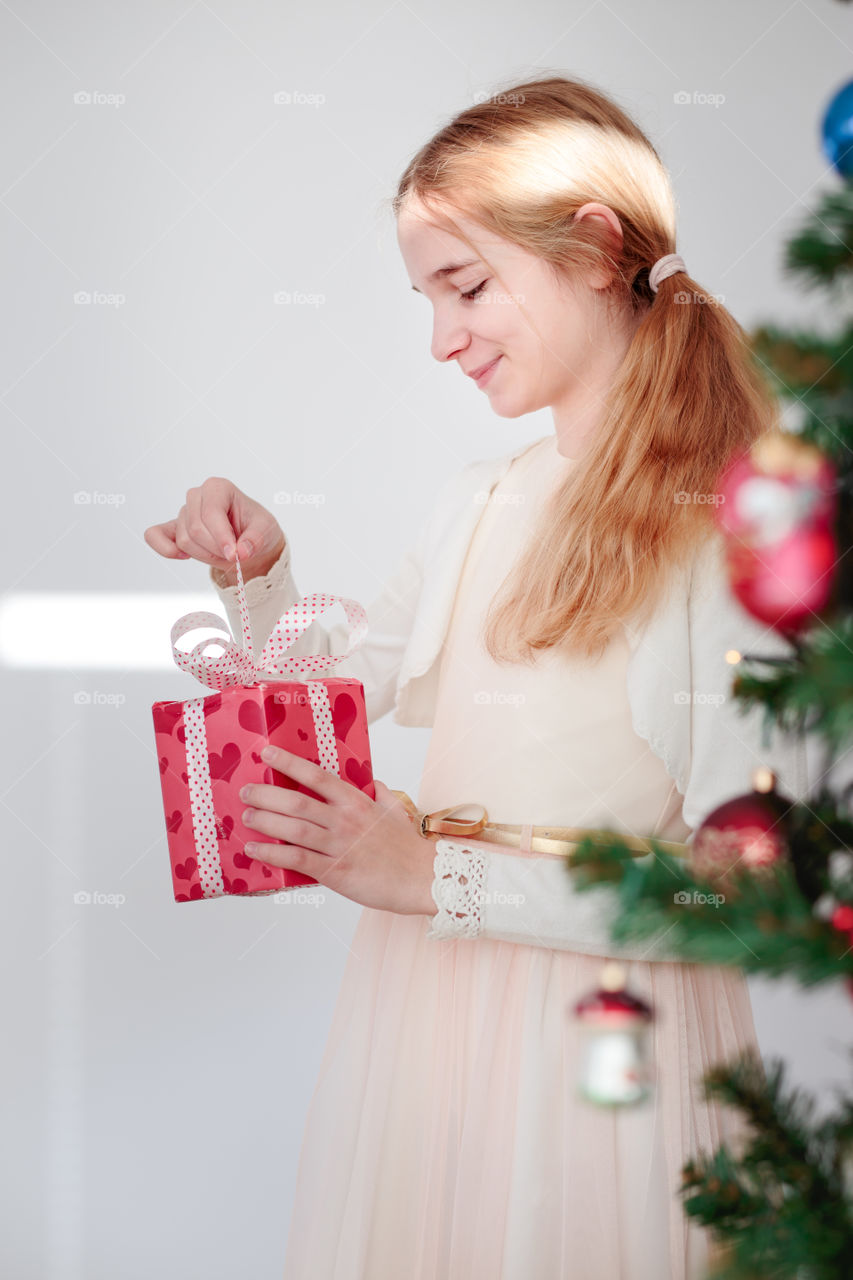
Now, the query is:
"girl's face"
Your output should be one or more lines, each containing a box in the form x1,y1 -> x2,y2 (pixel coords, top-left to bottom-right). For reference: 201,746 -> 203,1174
396,196 -> 629,425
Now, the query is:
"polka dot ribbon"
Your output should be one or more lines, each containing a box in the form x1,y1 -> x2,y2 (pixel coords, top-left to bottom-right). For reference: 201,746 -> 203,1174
170,553 -> 369,691
183,697 -> 226,897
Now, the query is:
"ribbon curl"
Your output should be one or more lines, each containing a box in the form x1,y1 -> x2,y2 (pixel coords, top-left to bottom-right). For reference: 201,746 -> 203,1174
169,552 -> 368,689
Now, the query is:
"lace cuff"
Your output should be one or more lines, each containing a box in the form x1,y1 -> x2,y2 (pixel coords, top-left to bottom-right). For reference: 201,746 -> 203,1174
426,838 -> 489,940
209,538 -> 292,605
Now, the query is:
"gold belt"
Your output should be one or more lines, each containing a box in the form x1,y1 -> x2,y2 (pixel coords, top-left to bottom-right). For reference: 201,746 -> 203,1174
391,792 -> 689,860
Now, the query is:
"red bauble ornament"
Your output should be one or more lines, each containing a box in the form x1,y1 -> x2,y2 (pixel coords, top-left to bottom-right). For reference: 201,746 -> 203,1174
829,904 -> 853,963
715,432 -> 837,636
690,767 -> 792,896
831,904 -> 853,934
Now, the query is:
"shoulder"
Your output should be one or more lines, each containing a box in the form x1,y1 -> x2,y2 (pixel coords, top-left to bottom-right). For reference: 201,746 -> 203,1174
428,441 -> 533,522
623,530 -> 730,692
627,527 -> 771,650
686,528 -> 734,610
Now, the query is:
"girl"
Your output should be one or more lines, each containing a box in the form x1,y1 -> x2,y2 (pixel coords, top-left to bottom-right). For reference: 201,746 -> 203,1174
146,76 -> 810,1279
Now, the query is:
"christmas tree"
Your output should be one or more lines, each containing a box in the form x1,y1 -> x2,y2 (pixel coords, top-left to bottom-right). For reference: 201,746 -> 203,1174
566,74 -> 853,1278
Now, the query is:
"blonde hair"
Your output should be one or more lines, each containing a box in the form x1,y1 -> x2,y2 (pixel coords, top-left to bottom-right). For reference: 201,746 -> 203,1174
390,74 -> 781,663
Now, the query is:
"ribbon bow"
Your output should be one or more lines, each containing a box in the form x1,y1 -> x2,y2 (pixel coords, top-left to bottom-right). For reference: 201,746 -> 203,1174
170,552 -> 368,691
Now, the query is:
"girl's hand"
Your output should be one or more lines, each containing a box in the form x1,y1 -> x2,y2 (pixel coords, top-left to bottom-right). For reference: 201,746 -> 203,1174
240,744 -> 437,917
144,476 -> 285,578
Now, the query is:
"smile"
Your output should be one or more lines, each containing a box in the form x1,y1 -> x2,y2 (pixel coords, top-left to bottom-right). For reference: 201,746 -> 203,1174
473,356 -> 502,386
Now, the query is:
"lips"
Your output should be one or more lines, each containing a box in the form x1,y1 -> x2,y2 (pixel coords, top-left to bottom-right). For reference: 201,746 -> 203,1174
468,356 -> 501,380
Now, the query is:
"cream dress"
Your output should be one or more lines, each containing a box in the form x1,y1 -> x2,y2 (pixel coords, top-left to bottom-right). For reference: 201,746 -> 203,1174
280,434 -> 758,1280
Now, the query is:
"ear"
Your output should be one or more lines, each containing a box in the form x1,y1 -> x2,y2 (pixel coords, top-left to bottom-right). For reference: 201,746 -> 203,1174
572,201 -> 624,290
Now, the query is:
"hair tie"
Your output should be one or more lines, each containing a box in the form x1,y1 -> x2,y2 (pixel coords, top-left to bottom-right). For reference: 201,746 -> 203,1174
649,253 -> 687,294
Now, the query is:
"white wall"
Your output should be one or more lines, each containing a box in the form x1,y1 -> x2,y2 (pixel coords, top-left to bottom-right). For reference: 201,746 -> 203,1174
3,0 -> 850,1274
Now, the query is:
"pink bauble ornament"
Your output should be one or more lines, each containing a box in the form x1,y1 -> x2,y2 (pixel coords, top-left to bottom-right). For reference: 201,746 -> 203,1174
715,432 -> 837,636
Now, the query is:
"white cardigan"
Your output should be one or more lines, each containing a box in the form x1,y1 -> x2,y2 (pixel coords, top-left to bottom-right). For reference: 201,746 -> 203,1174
209,435 -> 818,962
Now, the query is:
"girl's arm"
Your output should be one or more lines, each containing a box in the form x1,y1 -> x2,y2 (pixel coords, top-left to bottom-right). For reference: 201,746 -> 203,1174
425,841 -> 683,960
209,521 -> 429,726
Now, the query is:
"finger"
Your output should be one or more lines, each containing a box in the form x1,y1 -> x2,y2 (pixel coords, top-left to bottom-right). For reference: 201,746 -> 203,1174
370,781 -> 417,832
223,517 -> 261,562
261,745 -> 351,804
184,487 -> 231,562
173,505 -> 227,564
246,840 -> 330,882
230,521 -> 282,563
198,486 -> 245,560
143,520 -> 192,560
228,530 -> 260,561
247,781 -> 331,829
243,805 -> 332,854
371,779 -> 403,812
225,496 -> 280,564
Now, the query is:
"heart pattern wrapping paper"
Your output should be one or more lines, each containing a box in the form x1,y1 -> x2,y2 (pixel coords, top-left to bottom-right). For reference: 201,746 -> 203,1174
151,554 -> 375,903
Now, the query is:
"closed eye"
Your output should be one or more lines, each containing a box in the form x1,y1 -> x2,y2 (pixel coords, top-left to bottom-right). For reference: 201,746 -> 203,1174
461,279 -> 488,301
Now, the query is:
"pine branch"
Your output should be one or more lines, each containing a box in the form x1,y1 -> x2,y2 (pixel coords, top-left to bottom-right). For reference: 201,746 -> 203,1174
732,618 -> 853,753
567,825 -> 853,988
749,323 -> 853,478
678,1051 -> 853,1278
780,187 -> 853,290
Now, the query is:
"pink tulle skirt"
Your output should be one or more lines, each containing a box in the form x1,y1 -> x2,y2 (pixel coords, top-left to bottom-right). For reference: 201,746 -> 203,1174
281,841 -> 759,1280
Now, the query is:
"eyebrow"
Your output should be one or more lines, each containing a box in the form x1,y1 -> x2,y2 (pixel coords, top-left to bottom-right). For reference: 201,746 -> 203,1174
410,259 -> 480,293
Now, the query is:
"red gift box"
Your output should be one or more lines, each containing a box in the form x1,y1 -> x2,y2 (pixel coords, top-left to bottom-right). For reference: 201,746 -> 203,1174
151,557 -> 374,903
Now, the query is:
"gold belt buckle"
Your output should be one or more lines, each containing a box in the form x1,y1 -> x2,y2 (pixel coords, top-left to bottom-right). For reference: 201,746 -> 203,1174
391,791 -> 690,860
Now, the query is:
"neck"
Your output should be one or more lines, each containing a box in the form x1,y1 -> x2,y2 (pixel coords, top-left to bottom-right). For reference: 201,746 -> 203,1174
550,309 -> 646,460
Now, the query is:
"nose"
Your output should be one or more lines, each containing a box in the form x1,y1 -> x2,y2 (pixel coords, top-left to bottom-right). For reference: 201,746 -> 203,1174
430,307 -> 470,364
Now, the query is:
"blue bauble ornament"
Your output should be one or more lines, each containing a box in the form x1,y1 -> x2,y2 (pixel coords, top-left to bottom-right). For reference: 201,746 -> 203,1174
822,78 -> 853,178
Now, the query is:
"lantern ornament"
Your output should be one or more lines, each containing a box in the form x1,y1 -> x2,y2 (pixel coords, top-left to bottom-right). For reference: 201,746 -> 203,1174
572,962 -> 655,1108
